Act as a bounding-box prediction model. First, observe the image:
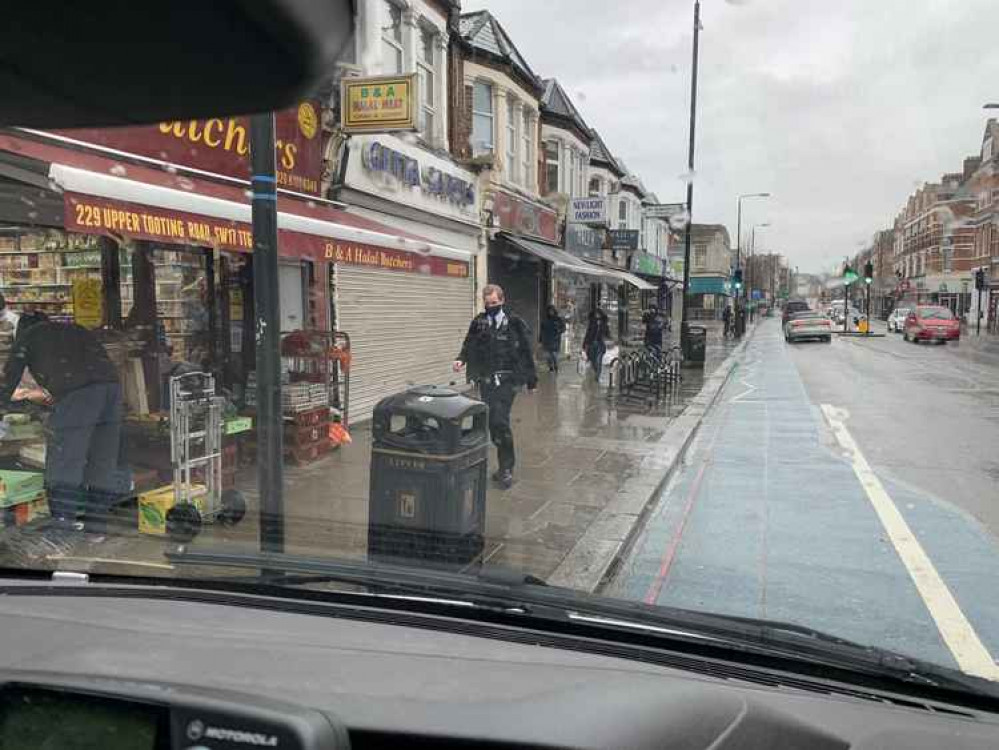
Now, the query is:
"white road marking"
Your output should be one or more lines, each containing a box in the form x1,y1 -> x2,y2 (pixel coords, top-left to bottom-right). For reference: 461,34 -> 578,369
821,403 -> 999,680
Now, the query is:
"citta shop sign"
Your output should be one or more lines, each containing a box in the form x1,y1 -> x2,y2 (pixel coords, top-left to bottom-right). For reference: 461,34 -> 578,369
360,139 -> 475,209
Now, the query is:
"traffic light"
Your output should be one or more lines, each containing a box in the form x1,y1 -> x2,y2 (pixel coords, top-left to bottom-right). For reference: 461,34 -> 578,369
843,264 -> 858,285
733,268 -> 743,290
864,261 -> 874,285
976,269 -> 986,291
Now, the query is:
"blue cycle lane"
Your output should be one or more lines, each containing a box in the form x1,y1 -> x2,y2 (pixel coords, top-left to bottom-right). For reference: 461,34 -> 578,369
609,319 -> 999,675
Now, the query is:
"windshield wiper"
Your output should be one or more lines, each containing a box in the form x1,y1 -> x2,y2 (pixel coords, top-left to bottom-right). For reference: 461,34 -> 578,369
163,548 -> 997,701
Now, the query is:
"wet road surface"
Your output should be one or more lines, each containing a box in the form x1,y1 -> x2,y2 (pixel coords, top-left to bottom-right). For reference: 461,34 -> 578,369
610,318 -> 999,680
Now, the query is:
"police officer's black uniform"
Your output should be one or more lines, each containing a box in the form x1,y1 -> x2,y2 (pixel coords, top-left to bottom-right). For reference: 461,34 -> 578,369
457,307 -> 537,486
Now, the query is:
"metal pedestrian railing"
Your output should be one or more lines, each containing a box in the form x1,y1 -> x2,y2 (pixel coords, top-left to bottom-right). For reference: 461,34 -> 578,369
608,345 -> 683,402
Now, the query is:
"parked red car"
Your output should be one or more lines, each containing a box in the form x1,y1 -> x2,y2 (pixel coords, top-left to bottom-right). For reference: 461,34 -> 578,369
903,305 -> 961,343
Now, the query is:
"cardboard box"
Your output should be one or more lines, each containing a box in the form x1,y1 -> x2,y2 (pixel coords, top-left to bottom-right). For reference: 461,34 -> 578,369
0,470 -> 46,508
0,493 -> 49,528
138,485 -> 207,536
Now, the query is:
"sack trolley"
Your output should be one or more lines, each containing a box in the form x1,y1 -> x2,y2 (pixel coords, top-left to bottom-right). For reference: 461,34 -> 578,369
165,371 -> 246,542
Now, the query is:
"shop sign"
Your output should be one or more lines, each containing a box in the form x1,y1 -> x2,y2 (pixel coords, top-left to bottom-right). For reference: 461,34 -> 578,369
568,197 -> 607,225
608,229 -> 639,251
50,102 -> 323,196
72,278 -> 103,328
341,74 -> 417,133
644,202 -> 687,220
63,192 -> 470,278
564,225 -> 603,259
630,251 -> 664,277
350,136 -> 477,222
491,190 -> 558,243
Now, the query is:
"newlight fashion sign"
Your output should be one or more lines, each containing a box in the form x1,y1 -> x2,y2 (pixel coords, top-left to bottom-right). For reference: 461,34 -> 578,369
568,197 -> 607,226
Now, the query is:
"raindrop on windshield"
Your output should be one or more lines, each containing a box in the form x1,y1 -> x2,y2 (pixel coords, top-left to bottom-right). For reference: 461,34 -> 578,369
677,170 -> 697,185
46,179 -> 64,194
27,211 -> 38,220
18,196 -> 35,207
307,201 -> 317,209
725,0 -> 751,5
176,177 -> 195,191
164,163 -> 178,175
109,164 -> 127,177
244,189 -> 254,200
670,64 -> 680,74
576,90 -> 588,103
400,132 -> 420,145
669,211 -> 691,230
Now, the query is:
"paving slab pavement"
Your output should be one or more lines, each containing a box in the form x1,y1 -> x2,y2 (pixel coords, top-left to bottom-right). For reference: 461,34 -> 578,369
3,322 -> 752,584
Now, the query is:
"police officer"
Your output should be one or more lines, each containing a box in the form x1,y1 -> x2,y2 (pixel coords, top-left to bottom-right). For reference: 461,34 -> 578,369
454,284 -> 537,489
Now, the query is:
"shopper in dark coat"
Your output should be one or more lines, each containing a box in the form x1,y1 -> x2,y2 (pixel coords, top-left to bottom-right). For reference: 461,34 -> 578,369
582,308 -> 611,382
539,305 -> 566,373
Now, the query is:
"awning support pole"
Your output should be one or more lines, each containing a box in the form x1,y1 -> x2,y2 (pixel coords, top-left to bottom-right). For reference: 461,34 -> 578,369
250,113 -> 285,555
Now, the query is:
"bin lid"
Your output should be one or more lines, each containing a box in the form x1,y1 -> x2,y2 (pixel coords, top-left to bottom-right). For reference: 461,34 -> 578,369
373,384 -> 486,421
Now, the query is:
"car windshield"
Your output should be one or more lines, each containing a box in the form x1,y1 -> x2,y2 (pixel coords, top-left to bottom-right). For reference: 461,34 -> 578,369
920,308 -> 955,320
3,0 -> 999,691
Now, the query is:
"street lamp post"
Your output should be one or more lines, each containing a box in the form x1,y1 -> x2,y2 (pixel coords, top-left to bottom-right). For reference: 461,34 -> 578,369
680,0 -> 701,361
748,222 -> 770,318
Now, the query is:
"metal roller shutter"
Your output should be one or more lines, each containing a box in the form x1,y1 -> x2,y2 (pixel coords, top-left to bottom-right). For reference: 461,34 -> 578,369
334,265 -> 473,422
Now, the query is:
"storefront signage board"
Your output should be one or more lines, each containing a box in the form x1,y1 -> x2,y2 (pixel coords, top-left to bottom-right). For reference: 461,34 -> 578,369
49,102 -> 323,196
644,202 -> 687,220
491,190 -> 558,244
63,192 -> 469,279
346,135 -> 478,224
569,197 -> 607,225
608,229 -> 639,251
630,251 -> 664,277
564,225 -> 603,260
341,74 -> 418,133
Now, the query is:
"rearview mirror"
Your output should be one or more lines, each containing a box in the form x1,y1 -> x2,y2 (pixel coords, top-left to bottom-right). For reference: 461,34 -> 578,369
1,0 -> 354,127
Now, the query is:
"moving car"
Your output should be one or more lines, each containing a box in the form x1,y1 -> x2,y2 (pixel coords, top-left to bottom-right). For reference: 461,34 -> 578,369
904,305 -> 961,343
785,311 -> 834,343
782,298 -> 811,325
888,306 -> 911,333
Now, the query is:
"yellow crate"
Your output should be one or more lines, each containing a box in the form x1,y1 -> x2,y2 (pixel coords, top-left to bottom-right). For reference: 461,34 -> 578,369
138,485 -> 207,536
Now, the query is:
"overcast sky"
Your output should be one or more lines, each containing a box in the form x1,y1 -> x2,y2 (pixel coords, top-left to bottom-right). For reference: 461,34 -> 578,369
461,0 -> 999,273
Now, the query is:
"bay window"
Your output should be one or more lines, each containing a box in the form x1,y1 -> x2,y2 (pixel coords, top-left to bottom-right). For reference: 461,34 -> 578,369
382,2 -> 403,74
588,176 -> 602,196
521,109 -> 531,188
471,81 -> 494,155
618,198 -> 628,229
506,98 -> 518,182
417,26 -> 436,140
544,140 -> 559,195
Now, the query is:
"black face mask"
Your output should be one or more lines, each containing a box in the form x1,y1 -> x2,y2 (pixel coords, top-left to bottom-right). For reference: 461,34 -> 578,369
485,304 -> 503,317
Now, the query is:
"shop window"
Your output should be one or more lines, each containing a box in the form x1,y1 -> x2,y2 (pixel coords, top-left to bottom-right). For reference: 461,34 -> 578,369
589,176 -> 602,197
544,140 -> 560,195
381,1 -> 404,75
417,26 -> 436,141
471,81 -> 494,155
505,97 -> 518,183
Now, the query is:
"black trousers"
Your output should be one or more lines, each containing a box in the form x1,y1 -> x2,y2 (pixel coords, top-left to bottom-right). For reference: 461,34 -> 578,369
479,378 -> 517,472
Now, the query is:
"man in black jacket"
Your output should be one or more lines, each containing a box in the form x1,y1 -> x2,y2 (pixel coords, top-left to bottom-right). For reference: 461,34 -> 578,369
0,318 -> 122,533
454,284 -> 537,489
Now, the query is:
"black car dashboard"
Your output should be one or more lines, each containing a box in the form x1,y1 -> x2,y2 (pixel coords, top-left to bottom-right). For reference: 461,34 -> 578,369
0,581 -> 996,750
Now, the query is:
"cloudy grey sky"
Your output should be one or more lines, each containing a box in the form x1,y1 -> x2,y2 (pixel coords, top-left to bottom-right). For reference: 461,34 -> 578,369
462,0 -> 999,273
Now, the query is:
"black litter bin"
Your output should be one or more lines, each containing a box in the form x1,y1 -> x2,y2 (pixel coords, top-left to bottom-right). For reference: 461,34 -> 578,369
684,325 -> 707,366
368,385 -> 489,564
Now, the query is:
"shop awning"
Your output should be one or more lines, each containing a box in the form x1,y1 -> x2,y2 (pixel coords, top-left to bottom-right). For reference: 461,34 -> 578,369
588,264 -> 657,291
502,233 -> 656,290
501,233 -> 607,277
49,163 -> 471,263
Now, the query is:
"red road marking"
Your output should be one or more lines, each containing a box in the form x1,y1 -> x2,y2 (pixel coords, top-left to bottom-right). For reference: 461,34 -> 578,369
643,458 -> 710,604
